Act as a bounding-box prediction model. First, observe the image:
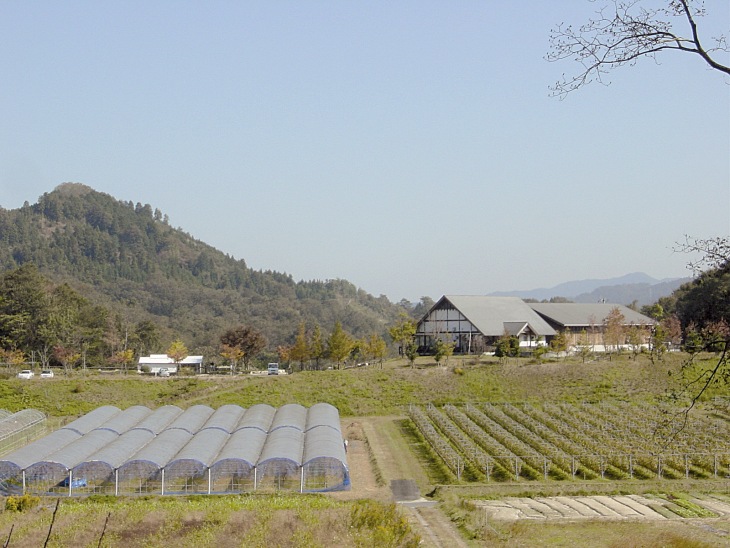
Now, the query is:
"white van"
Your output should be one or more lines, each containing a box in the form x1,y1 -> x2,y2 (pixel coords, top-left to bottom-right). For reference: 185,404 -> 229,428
267,363 -> 279,376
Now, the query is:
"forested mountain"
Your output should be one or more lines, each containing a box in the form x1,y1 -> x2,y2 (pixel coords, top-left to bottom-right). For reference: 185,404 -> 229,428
0,184 -> 403,354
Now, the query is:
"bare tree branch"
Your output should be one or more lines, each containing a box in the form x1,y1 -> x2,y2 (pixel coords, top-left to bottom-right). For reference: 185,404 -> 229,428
548,0 -> 730,97
674,235 -> 730,274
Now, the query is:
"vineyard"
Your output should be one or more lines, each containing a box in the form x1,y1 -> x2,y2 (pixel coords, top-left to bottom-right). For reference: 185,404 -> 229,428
408,401 -> 730,483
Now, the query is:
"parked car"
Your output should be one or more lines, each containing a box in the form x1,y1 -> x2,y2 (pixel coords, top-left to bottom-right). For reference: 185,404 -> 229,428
61,477 -> 87,488
267,363 -> 280,375
17,370 -> 34,379
158,368 -> 170,377
40,370 -> 54,378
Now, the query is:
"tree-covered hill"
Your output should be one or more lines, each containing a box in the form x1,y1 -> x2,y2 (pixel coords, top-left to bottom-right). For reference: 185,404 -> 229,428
0,183 -> 404,352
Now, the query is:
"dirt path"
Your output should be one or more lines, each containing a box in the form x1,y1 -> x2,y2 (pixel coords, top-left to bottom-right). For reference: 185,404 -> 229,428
332,416 -> 469,548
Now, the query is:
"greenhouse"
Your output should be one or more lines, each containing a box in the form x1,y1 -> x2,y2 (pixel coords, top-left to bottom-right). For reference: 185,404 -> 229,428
0,408 -> 47,455
0,403 -> 349,496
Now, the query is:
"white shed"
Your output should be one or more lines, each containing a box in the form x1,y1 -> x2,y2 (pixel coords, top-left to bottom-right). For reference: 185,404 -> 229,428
137,354 -> 204,375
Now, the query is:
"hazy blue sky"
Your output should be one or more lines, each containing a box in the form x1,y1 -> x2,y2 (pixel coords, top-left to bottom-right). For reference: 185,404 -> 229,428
2,1 -> 728,302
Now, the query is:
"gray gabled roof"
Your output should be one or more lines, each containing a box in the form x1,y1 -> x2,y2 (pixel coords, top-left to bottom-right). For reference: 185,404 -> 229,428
440,296 -> 557,337
529,303 -> 655,328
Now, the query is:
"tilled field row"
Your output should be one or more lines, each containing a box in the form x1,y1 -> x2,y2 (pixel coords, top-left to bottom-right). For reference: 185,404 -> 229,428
476,494 -> 730,521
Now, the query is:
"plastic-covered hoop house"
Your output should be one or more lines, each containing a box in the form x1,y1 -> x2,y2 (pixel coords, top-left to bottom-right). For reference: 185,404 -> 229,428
0,403 -> 349,496
0,408 -> 47,456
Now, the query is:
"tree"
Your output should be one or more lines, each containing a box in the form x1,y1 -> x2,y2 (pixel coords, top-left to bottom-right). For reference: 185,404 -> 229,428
626,325 -> 644,358
53,345 -> 81,374
404,341 -> 419,368
109,348 -> 135,374
0,348 -> 26,367
576,329 -> 594,363
411,296 -> 436,319
603,307 -> 626,353
289,322 -> 311,371
167,339 -> 188,374
676,235 -> 730,274
550,330 -> 569,354
219,325 -> 267,371
433,338 -> 455,367
277,345 -> 291,369
548,0 -> 730,97
388,313 -> 417,362
310,324 -> 325,370
653,238 -> 730,435
363,333 -> 388,368
327,322 -> 354,369
133,320 -> 160,357
494,332 -> 520,361
219,344 -> 245,374
0,264 -> 51,357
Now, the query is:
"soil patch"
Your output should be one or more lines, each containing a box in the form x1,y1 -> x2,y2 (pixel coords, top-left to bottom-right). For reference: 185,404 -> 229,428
476,495 -> 730,521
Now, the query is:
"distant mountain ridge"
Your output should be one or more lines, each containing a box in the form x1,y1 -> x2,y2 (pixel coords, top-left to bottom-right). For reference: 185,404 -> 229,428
489,272 -> 690,307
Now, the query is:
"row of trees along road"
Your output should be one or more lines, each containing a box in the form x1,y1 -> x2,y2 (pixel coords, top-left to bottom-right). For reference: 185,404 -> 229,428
277,321 -> 389,371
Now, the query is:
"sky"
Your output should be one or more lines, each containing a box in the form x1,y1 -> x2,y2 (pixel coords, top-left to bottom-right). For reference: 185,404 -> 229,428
1,1 -> 729,302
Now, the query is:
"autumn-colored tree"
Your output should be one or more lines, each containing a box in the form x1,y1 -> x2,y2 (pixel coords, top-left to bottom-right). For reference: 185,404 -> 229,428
327,322 -> 353,369
109,348 -> 135,374
603,307 -> 626,354
167,339 -> 188,373
309,324 -> 325,370
363,333 -> 388,368
219,325 -> 267,371
219,344 -> 245,374
0,348 -> 26,367
53,345 -> 81,374
289,322 -> 310,371
277,345 -> 291,369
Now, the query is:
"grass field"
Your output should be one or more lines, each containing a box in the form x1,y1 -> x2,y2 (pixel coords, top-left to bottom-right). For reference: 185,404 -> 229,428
0,493 -> 420,547
1,352 -> 729,546
2,352 -> 724,417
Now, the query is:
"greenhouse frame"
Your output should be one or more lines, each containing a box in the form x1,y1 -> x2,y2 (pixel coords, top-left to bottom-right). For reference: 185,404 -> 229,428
0,403 -> 349,496
0,409 -> 47,455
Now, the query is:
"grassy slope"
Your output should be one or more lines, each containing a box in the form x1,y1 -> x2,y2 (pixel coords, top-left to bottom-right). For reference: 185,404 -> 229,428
2,353 -> 716,419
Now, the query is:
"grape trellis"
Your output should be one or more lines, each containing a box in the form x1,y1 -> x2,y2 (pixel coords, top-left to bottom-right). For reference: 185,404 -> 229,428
407,402 -> 730,482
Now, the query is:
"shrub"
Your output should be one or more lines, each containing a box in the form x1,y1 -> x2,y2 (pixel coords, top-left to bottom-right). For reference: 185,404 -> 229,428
5,494 -> 40,512
350,499 -> 420,547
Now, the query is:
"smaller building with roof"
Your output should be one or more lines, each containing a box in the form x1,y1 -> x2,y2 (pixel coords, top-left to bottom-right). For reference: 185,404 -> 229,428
137,354 -> 204,375
528,302 -> 655,350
